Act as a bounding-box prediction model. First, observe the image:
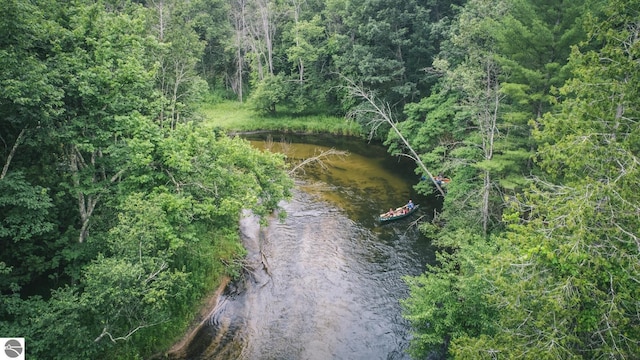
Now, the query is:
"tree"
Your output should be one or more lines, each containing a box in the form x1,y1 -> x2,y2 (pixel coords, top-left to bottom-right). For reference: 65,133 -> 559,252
228,0 -> 247,101
52,3 -> 159,243
402,234 -> 498,359
281,13 -> 327,113
0,2 -> 294,359
0,173 -> 55,292
400,0 -> 597,357
425,0 -> 639,357
0,0 -> 63,177
148,0 -> 209,129
248,73 -> 290,114
395,0 -> 589,234
421,0 -> 511,234
494,0 -> 640,356
345,79 -> 446,197
331,0 -> 463,109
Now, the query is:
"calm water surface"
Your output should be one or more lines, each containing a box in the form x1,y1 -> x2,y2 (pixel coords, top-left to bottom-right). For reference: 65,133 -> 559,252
180,134 -> 437,360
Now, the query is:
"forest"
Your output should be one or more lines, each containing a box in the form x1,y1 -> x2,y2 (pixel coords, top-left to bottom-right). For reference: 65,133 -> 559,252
0,0 -> 638,359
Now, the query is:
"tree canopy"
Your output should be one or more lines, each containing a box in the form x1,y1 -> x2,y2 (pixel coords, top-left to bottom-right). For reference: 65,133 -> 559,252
0,1 -> 291,358
1,0 -> 638,359
399,0 -> 640,358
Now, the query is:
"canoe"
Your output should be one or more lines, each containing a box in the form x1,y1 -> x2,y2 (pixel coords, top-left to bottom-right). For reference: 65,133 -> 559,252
434,177 -> 451,186
421,176 -> 451,186
379,204 -> 420,223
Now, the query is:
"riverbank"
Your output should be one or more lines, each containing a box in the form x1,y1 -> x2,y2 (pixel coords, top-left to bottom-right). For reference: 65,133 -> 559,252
198,100 -> 363,136
160,276 -> 231,359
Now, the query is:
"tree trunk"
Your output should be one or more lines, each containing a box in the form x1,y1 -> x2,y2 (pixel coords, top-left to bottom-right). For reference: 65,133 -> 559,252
477,57 -> 501,235
231,0 -> 247,102
258,0 -> 274,75
67,146 -> 122,243
0,127 -> 26,180
346,79 -> 446,197
68,147 -> 99,243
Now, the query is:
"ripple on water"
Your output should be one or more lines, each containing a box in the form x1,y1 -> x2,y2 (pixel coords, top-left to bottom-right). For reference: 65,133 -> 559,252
189,189 -> 433,360
182,136 -> 437,360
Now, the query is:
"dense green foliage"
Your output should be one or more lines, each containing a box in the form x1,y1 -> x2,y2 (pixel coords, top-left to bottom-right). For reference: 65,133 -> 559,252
210,0 -> 465,117
398,0 -> 640,358
0,1 -> 291,359
2,0 -> 639,359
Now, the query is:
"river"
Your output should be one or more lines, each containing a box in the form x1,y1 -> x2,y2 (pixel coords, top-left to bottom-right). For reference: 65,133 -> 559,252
177,134 -> 437,360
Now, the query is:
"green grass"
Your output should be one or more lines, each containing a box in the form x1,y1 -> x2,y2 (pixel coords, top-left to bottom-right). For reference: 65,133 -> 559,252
198,100 -> 363,136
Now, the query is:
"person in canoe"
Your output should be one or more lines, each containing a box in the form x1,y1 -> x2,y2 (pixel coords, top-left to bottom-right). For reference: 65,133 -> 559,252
379,202 -> 420,222
407,199 -> 414,210
381,208 -> 395,218
421,174 -> 450,186
434,174 -> 450,186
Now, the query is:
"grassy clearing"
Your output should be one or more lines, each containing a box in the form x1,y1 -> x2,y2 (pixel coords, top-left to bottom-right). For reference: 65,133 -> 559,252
198,100 -> 363,136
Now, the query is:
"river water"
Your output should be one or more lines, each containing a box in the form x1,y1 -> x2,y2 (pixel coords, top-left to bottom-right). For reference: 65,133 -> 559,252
179,134 -> 437,360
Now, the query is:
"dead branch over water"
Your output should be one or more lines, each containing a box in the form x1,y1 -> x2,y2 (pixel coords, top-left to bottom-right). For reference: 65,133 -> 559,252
287,148 -> 349,176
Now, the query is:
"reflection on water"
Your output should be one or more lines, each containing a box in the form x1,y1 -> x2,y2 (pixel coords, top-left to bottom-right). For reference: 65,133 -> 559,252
180,134 -> 436,360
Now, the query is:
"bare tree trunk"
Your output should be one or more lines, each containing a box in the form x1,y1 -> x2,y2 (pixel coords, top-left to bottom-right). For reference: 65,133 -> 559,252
68,146 -> 123,243
159,63 -> 167,127
150,0 -> 174,128
291,0 -> 304,82
288,148 -> 348,176
236,50 -> 244,102
68,147 -> 100,243
170,59 -> 187,129
482,170 -> 490,234
0,127 -> 26,180
231,0 -> 248,101
476,57 -> 502,234
150,0 -> 169,42
246,18 -> 265,81
257,0 -> 275,75
244,0 -> 279,81
345,79 -> 446,197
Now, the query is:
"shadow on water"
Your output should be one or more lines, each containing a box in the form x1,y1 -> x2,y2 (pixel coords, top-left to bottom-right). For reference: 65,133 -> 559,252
178,133 -> 439,360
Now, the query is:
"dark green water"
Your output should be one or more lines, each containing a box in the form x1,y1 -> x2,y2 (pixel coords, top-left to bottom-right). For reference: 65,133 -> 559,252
179,134 -> 437,359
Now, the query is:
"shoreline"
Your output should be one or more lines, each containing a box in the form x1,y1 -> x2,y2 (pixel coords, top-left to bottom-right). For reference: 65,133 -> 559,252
160,275 -> 231,359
